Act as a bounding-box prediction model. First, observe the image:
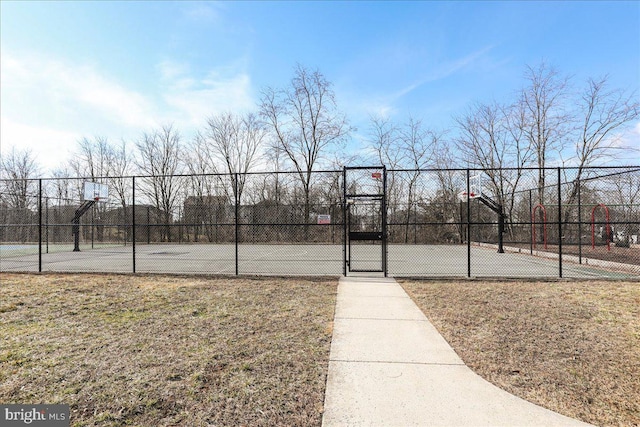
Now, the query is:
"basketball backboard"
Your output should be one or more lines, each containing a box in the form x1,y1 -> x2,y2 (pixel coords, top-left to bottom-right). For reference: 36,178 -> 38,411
458,174 -> 484,201
83,182 -> 109,202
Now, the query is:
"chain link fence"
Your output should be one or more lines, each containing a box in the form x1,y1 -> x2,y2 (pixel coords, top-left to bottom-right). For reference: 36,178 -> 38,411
1,166 -> 638,278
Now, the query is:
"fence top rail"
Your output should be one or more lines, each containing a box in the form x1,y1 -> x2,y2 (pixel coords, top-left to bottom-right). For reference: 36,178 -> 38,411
512,166 -> 640,195
1,165 -> 639,183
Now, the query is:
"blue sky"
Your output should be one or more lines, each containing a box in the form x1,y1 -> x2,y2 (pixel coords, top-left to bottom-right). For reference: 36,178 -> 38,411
1,1 -> 639,173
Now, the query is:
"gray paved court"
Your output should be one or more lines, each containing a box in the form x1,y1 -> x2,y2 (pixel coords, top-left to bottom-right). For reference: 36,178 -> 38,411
1,243 -> 637,278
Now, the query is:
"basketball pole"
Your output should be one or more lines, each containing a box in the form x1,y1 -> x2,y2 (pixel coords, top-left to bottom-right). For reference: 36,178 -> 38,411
72,200 -> 96,252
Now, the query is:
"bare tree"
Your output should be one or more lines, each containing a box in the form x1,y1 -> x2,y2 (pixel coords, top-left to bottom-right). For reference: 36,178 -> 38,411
182,133 -> 226,243
108,139 -> 133,209
432,138 -> 465,242
67,136 -> 132,207
368,115 -> 404,225
135,124 -> 183,241
69,136 -> 130,242
398,116 -> 437,243
455,103 -> 511,200
202,111 -> 266,203
70,136 -> 111,181
49,166 -> 74,203
260,64 -> 351,227
185,131 -> 219,195
0,147 -> 40,209
562,77 -> 640,223
574,77 -> 639,165
369,115 -> 404,168
519,62 -> 570,204
455,101 -> 532,238
0,148 -> 40,242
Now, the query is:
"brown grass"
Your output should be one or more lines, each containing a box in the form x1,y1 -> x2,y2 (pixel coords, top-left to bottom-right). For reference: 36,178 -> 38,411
402,279 -> 640,427
0,273 -> 337,426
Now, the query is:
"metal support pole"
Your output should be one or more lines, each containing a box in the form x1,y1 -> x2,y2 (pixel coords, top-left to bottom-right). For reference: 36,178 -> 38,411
73,215 -> 80,252
558,168 -> 563,278
459,201 -> 463,244
132,176 -> 136,273
497,211 -> 505,253
235,173 -> 239,276
147,206 -> 150,245
577,180 -> 582,264
38,179 -> 42,272
45,197 -> 49,254
466,169 -> 471,278
343,167 -> 347,276
529,190 -> 533,255
413,202 -> 417,245
382,166 -> 388,277
91,206 -> 95,249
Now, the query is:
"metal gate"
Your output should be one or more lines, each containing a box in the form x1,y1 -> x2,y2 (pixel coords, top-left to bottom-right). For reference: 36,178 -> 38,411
343,166 -> 387,276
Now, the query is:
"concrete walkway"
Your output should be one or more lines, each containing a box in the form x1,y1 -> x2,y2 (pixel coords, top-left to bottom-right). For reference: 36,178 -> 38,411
322,276 -> 594,427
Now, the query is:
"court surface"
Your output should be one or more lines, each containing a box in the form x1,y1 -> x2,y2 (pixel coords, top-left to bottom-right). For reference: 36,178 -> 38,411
1,243 -> 637,279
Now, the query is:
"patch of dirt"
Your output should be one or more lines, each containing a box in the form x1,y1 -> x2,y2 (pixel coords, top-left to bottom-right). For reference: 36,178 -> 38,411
402,280 -> 640,427
0,273 -> 338,426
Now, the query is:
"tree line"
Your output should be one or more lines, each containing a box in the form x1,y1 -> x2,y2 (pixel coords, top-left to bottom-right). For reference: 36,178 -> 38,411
1,61 -> 638,245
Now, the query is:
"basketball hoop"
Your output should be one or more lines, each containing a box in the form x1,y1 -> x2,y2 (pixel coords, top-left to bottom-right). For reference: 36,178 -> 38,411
458,191 -> 479,201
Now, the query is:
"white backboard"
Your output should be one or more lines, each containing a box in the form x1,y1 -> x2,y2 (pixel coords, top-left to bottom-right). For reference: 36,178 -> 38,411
468,174 -> 484,198
83,182 -> 109,202
458,174 -> 485,201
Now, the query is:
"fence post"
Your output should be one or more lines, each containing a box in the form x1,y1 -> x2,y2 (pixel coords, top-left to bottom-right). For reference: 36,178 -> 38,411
147,206 -> 150,245
91,206 -> 95,249
235,173 -> 239,276
529,189 -> 533,255
45,197 -> 49,254
38,179 -> 42,272
466,169 -> 471,278
577,178 -> 582,264
382,166 -> 388,277
132,176 -> 136,273
558,168 -> 563,278
342,167 -> 347,277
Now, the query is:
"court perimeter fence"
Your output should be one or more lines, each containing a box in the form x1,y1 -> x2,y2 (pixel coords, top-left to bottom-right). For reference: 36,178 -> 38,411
1,166 -> 639,278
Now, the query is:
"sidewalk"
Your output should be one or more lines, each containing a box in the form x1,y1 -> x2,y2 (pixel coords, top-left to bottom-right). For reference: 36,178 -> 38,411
321,276 -> 594,427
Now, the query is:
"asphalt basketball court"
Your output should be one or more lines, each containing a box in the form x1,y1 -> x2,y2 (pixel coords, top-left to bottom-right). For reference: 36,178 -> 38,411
1,243 -> 637,279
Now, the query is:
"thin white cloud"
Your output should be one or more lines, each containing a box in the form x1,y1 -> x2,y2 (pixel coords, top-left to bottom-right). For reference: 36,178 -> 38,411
1,51 -> 158,131
67,72 -> 157,129
393,45 -> 495,100
338,45 -> 496,128
1,50 -> 257,172
559,120 -> 640,166
611,120 -> 640,162
157,60 -> 192,83
182,2 -> 225,24
1,51 -> 160,172
347,98 -> 397,121
159,64 -> 255,126
0,116 -> 81,171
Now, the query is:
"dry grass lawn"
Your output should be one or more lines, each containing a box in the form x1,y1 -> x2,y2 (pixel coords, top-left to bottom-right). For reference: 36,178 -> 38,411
0,273 -> 337,426
4,273 -> 638,427
402,279 -> 640,427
